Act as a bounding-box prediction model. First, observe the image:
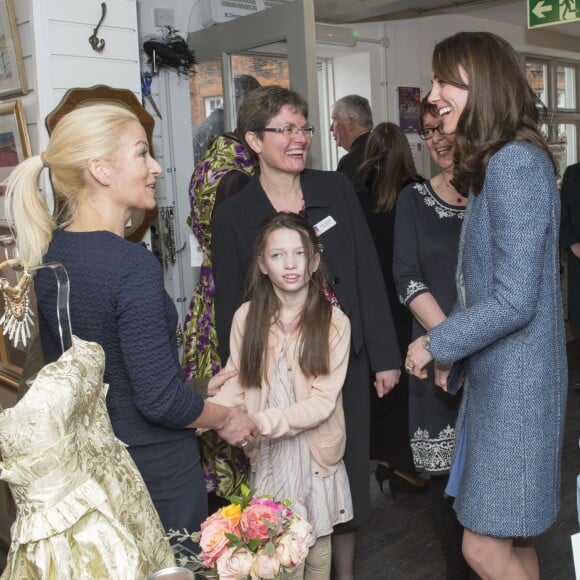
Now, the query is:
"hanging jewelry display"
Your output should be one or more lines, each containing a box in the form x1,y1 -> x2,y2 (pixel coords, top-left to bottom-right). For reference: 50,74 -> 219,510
0,259 -> 34,349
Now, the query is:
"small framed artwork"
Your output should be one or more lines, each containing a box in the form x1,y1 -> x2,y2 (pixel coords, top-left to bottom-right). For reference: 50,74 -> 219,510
0,0 -> 28,99
398,86 -> 421,133
0,99 -> 30,197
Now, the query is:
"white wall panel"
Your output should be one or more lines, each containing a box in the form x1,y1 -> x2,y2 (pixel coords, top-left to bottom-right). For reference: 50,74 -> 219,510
50,56 -> 140,93
48,1 -> 137,28
48,21 -> 139,60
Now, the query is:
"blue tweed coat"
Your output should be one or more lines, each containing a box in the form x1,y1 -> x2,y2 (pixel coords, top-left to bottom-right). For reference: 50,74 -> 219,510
428,141 -> 568,538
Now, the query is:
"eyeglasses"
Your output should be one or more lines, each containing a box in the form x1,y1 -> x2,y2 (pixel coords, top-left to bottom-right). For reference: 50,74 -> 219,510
261,125 -> 315,138
417,125 -> 450,140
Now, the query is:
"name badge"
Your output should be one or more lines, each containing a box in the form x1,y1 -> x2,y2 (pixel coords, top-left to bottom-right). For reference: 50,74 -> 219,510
313,215 -> 336,236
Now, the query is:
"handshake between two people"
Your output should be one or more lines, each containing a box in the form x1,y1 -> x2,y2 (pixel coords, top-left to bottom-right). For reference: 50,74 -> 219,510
217,404 -> 258,448
194,367 -> 258,449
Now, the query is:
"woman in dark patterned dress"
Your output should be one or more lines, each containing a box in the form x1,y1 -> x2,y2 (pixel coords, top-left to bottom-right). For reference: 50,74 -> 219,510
393,99 -> 469,579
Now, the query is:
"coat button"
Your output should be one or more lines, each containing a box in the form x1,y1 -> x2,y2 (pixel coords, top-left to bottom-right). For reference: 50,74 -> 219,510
333,276 -> 340,284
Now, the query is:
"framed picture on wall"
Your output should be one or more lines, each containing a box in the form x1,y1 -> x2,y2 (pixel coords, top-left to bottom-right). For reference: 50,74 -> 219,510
0,99 -> 30,200
0,0 -> 28,99
398,86 -> 421,133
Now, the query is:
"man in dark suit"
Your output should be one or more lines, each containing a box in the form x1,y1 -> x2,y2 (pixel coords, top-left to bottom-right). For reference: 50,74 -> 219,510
330,95 -> 373,193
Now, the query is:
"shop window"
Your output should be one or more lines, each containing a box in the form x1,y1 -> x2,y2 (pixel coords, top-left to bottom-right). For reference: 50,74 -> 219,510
557,64 -> 576,110
524,56 -> 580,166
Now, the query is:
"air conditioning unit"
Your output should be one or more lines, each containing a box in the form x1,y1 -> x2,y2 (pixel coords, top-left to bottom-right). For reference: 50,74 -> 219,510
194,0 -> 295,29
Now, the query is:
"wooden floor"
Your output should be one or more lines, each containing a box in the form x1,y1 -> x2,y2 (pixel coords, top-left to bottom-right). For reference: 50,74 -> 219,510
1,341 -> 579,579
354,338 -> 580,580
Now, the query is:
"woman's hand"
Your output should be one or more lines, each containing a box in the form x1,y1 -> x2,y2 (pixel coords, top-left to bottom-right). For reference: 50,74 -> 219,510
570,242 -> 580,259
207,368 -> 237,397
405,335 -> 433,379
374,369 -> 400,398
217,405 -> 258,446
434,361 -> 452,391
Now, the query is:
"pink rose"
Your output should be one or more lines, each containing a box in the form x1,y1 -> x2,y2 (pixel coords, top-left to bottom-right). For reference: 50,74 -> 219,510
275,532 -> 309,569
240,503 -> 283,541
201,510 -> 227,529
250,497 -> 284,513
216,546 -> 255,579
199,514 -> 236,567
252,549 -> 281,579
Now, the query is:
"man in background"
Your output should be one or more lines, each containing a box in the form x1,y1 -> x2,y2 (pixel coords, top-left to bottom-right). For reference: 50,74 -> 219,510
330,94 -> 373,192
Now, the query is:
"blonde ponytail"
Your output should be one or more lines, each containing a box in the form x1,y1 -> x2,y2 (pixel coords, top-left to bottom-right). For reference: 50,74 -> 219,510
4,155 -> 55,267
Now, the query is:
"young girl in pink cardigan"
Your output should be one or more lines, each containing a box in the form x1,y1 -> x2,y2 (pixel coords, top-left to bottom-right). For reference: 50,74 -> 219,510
208,212 -> 353,579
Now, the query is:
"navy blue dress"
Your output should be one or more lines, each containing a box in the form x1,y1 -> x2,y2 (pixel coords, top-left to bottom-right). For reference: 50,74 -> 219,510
36,229 -> 207,539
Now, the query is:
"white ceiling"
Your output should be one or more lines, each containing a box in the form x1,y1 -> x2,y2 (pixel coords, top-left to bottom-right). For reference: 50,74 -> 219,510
313,0 -> 580,38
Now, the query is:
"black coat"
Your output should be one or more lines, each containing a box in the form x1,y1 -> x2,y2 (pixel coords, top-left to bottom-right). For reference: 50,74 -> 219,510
336,132 -> 370,196
560,162 -> 580,332
211,168 -> 401,526
212,168 -> 400,371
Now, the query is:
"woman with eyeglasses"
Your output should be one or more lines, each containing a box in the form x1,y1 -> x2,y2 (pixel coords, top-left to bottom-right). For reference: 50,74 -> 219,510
212,85 -> 401,580
393,97 -> 469,579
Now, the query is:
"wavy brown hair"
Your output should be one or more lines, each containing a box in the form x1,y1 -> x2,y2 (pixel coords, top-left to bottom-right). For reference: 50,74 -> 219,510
360,122 -> 422,213
239,212 -> 331,387
432,31 -> 556,196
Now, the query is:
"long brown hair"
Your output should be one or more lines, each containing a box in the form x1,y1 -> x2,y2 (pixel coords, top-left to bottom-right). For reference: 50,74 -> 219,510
360,122 -> 422,213
432,31 -> 556,195
239,212 -> 332,387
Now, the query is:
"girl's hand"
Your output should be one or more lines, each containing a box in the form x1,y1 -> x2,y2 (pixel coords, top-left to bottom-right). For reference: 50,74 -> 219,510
207,368 -> 238,396
405,336 -> 433,379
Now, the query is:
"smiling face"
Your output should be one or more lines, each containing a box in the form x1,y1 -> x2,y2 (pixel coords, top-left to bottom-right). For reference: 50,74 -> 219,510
246,105 -> 311,176
106,120 -> 161,211
258,227 -> 319,299
428,66 -> 469,135
423,111 -> 455,172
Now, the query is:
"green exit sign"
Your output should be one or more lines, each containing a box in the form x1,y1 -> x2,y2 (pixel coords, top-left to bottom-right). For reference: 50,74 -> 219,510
528,0 -> 580,28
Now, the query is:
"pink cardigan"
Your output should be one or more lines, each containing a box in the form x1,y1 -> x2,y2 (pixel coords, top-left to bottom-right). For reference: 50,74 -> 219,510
209,301 -> 351,477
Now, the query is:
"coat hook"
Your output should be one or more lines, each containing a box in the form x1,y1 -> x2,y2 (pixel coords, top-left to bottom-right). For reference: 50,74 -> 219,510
88,2 -> 107,52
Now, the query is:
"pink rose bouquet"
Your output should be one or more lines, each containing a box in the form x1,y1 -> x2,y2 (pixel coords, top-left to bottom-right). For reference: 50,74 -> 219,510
195,485 -> 313,579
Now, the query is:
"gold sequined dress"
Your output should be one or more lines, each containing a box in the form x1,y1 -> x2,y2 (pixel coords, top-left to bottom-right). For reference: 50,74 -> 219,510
0,337 -> 174,579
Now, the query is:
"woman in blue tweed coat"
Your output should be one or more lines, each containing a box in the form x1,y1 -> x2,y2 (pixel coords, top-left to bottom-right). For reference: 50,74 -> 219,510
405,32 -> 567,579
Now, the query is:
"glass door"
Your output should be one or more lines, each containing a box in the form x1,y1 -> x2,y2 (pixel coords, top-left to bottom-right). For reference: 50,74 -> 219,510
187,0 -> 322,168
